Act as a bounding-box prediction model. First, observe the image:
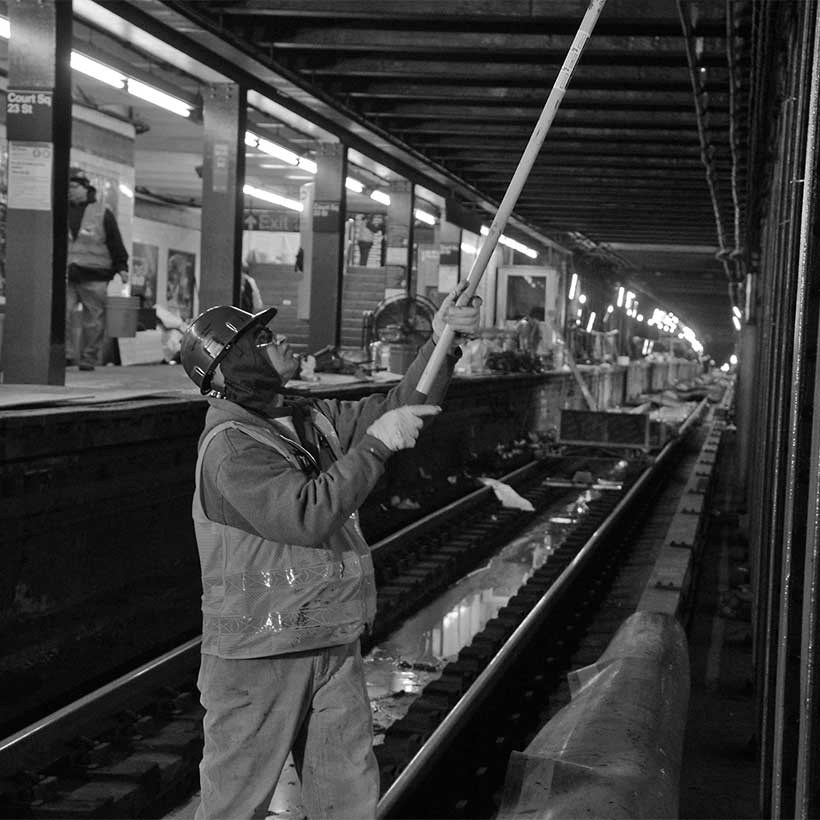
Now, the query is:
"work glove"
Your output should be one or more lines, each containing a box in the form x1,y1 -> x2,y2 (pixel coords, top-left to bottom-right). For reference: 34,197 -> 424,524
432,280 -> 482,350
366,405 -> 441,452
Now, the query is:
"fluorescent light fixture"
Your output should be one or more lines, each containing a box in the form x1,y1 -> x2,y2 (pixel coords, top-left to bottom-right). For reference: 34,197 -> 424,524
499,236 -> 537,258
245,132 -> 258,148
345,177 -> 364,193
0,16 -> 8,38
732,305 -> 742,318
461,242 -> 477,255
118,183 -> 134,198
370,190 -> 391,206
71,52 -> 126,88
569,273 -> 578,300
298,157 -> 318,174
479,225 -> 537,258
256,137 -> 299,165
414,208 -> 436,226
586,312 -> 596,333
127,78 -> 192,118
617,286 -> 625,307
732,315 -> 742,331
243,184 -> 303,212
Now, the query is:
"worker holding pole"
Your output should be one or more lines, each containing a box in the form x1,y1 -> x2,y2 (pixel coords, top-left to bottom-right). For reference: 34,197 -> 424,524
179,0 -> 605,816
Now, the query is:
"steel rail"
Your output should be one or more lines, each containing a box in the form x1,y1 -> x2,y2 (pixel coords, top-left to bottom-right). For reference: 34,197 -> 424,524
371,458 -> 543,554
0,457 -> 549,782
377,398 -> 706,818
0,636 -> 203,780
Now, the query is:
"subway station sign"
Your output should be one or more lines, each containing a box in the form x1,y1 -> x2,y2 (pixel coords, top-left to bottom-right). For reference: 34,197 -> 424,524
6,90 -> 53,141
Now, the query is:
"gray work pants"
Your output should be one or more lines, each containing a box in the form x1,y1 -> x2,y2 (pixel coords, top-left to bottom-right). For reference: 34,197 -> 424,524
195,641 -> 378,820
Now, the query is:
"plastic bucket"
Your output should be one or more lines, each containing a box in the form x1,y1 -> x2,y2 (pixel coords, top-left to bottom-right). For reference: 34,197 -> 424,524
105,295 -> 140,338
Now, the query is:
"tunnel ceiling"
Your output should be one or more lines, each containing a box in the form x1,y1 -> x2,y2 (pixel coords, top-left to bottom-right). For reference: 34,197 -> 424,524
150,0 -> 750,360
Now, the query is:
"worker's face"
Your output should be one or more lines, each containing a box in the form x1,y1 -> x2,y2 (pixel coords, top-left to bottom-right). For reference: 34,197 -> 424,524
255,324 -> 300,384
69,180 -> 88,204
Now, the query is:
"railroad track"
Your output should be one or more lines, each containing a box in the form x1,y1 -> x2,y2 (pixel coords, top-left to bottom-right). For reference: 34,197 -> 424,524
0,405 -> 710,819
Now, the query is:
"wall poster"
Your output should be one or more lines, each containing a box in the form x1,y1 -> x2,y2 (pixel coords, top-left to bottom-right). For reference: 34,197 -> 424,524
166,249 -> 196,321
131,242 -> 158,307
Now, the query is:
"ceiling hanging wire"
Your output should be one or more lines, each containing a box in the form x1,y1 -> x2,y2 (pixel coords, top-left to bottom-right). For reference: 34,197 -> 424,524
725,0 -> 746,287
676,0 -> 736,287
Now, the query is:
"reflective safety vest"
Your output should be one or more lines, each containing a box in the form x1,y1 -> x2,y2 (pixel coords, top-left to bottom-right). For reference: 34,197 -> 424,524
193,414 -> 377,659
68,200 -> 112,271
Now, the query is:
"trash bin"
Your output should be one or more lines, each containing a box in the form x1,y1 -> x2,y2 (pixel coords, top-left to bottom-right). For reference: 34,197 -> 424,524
105,295 -> 140,337
388,343 -> 417,374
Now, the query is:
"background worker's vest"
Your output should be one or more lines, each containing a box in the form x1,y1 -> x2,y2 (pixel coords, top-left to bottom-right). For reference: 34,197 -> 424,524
193,416 -> 377,659
68,200 -> 112,271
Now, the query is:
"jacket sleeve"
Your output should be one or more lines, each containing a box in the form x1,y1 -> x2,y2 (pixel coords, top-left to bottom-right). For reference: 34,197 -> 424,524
316,338 -> 461,451
200,426 -> 392,544
103,209 -> 129,273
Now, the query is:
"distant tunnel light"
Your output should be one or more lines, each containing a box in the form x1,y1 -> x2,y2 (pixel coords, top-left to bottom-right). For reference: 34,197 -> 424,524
71,52 -> 126,88
617,286 -> 625,308
414,208 -> 436,226
345,177 -> 364,193
585,312 -> 597,333
127,79 -> 192,118
730,354 -> 738,366
569,273 -> 579,300
370,190 -> 391,206
243,184 -> 303,213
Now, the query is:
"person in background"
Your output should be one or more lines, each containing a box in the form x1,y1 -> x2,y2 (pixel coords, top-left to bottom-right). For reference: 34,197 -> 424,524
240,265 -> 264,314
356,214 -> 375,266
66,167 -> 129,371
517,305 -> 544,355
179,280 -> 481,820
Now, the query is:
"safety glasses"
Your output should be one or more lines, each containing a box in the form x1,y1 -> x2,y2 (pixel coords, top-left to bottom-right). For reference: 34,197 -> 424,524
254,326 -> 288,348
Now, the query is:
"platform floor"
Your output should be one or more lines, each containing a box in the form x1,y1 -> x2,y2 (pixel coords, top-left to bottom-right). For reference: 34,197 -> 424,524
0,363 -> 198,410
0,362 -> 399,411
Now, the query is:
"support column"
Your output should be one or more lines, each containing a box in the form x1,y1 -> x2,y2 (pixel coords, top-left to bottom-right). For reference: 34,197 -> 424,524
307,142 -> 345,351
2,1 -> 72,384
199,83 -> 246,312
385,179 -> 413,293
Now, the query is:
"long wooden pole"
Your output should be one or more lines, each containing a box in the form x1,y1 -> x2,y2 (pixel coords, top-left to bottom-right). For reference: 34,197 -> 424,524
413,0 -> 608,401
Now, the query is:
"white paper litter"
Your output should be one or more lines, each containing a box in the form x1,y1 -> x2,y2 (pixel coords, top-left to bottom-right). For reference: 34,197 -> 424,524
478,477 -> 535,511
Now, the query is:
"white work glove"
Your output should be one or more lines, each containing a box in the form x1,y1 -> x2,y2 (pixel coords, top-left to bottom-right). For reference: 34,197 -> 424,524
367,405 -> 441,452
433,280 -> 482,350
